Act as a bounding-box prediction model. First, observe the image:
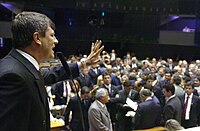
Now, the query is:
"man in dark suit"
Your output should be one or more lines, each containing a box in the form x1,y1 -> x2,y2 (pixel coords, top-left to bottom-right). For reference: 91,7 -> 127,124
163,84 -> 182,124
100,71 -> 119,128
51,80 -> 69,105
88,64 -> 101,85
76,68 -> 93,89
132,89 -> 161,130
116,80 -> 139,131
0,11 -> 103,131
179,81 -> 200,128
65,86 -> 92,131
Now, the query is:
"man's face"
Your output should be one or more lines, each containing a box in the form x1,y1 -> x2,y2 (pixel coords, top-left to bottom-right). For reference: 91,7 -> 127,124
194,79 -> 200,87
162,88 -> 170,97
125,86 -> 132,93
165,73 -> 171,81
101,91 -> 110,104
147,79 -> 154,85
82,68 -> 89,76
81,92 -> 90,100
39,26 -> 58,61
185,85 -> 194,96
103,75 -> 111,85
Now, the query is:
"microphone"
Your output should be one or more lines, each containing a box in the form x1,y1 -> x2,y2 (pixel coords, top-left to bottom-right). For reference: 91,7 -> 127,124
56,52 -> 73,79
56,52 -> 85,131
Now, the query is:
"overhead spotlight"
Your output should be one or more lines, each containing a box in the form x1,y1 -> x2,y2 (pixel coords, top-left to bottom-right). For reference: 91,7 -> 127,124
82,3 -> 85,7
142,7 -> 146,11
94,3 -> 97,7
109,3 -> 112,8
156,8 -> 159,12
116,5 -> 119,10
123,6 -> 126,11
76,2 -> 79,7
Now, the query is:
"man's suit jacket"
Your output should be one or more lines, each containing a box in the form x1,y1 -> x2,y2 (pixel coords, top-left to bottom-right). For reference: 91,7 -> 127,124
111,74 -> 121,86
116,89 -> 139,131
88,68 -> 101,85
100,84 -> 119,123
100,84 -> 118,98
76,75 -> 93,89
65,96 -> 92,131
51,81 -> 67,105
133,99 -> 161,130
163,96 -> 182,124
179,94 -> 200,128
88,100 -> 113,131
0,49 -> 79,131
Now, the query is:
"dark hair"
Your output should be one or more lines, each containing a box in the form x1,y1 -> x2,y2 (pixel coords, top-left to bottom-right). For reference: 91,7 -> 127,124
123,80 -> 132,88
173,75 -> 181,85
137,81 -> 146,87
143,83 -> 153,91
163,84 -> 175,95
81,86 -> 90,94
147,74 -> 156,81
12,11 -> 55,48
102,72 -> 111,79
140,89 -> 152,97
184,81 -> 195,89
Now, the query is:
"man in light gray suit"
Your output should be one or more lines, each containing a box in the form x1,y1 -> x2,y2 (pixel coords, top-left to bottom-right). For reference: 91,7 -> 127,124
88,88 -> 113,131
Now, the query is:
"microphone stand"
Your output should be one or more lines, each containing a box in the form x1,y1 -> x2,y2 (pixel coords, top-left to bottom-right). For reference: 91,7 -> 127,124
56,52 -> 85,131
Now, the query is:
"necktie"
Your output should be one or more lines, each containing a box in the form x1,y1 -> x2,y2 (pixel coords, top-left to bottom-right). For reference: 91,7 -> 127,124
66,85 -> 68,97
65,81 -> 69,97
183,96 -> 189,117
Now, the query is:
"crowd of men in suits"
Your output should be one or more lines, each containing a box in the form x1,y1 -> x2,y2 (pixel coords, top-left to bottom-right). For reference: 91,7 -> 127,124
48,50 -> 200,131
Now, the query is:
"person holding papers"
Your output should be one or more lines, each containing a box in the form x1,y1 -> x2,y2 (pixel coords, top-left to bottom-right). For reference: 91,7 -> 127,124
132,89 -> 161,130
116,80 -> 139,131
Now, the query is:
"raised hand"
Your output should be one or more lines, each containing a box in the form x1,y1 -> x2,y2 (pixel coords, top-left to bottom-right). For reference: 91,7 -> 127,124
81,40 -> 104,68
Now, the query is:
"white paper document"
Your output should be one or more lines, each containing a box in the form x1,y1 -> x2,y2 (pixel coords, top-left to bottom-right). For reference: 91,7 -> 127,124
126,97 -> 138,111
126,111 -> 136,117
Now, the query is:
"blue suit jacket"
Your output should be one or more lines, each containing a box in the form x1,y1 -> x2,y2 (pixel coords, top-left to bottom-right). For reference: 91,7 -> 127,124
133,99 -> 161,130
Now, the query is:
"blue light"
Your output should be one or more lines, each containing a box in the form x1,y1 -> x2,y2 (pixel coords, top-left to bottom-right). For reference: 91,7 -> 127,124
0,37 -> 3,48
0,3 -> 14,10
101,11 -> 104,17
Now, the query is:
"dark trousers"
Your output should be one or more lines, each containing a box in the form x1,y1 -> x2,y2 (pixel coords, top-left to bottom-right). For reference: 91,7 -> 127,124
181,119 -> 197,129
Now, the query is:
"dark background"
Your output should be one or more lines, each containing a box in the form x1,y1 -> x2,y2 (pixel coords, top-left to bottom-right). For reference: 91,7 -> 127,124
1,0 -> 200,61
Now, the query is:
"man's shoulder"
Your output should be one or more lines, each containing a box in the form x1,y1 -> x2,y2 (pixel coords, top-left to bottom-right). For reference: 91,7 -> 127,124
167,96 -> 181,106
139,99 -> 153,106
89,101 -> 99,110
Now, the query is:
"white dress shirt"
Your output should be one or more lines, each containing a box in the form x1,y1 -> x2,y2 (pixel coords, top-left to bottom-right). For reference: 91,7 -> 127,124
185,93 -> 193,120
16,49 -> 39,71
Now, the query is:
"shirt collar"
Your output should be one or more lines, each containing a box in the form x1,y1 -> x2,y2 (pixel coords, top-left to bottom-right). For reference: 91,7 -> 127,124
104,84 -> 111,88
145,97 -> 152,101
96,100 -> 105,108
185,93 -> 193,99
16,49 -> 39,71
166,94 -> 175,103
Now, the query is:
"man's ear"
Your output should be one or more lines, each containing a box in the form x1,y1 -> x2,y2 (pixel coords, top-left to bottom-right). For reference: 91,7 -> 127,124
33,32 -> 42,46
